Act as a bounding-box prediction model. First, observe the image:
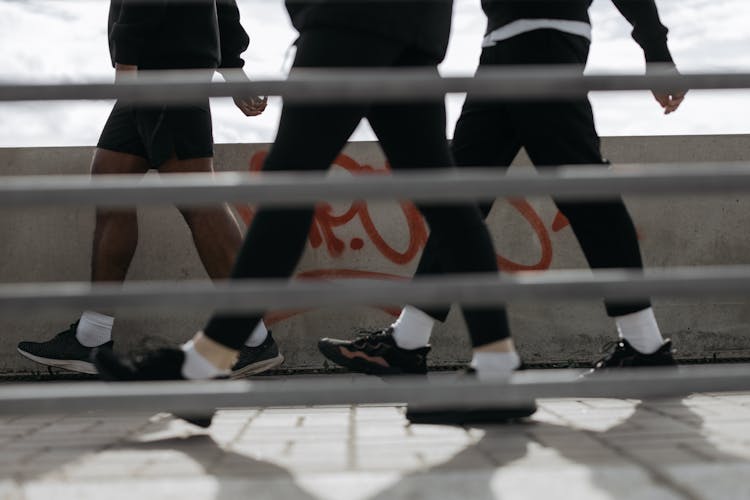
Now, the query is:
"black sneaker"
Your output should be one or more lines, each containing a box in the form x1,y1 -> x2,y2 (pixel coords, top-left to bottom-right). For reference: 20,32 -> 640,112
318,327 -> 430,375
93,347 -> 216,428
230,331 -> 284,379
590,339 -> 676,371
17,321 -> 113,375
405,367 -> 537,425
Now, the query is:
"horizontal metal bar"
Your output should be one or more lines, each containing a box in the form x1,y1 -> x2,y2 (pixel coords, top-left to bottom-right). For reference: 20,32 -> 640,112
50,0 -> 457,3
2,267 -> 750,313
2,162 -> 750,207
0,67 -> 742,104
3,365 -> 750,415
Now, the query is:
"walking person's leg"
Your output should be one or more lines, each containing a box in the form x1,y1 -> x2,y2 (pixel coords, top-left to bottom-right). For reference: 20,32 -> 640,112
316,48 -> 535,422
318,56 -> 522,374
513,30 -> 673,368
16,103 -> 151,374
371,93 -> 518,372
158,154 -> 284,376
522,99 -> 673,367
160,157 -> 243,280
383,87 -> 523,348
365,57 -> 534,423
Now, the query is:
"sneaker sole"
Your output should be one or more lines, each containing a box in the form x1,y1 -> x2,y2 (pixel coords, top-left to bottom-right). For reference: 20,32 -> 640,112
175,413 -> 214,428
91,349 -> 216,428
318,341 -> 415,376
230,354 -> 285,379
17,347 -> 98,375
582,361 -> 678,378
406,404 -> 538,425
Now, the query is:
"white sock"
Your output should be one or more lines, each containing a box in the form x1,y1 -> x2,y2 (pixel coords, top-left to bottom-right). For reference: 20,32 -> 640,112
244,321 -> 269,348
615,307 -> 664,354
180,340 -> 229,380
75,311 -> 114,347
471,351 -> 520,382
391,305 -> 434,350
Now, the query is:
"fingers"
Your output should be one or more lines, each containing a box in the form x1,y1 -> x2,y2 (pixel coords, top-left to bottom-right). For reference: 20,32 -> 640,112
250,96 -> 269,112
652,90 -> 686,115
663,94 -> 685,114
241,105 -> 264,117
234,96 -> 268,117
653,92 -> 670,108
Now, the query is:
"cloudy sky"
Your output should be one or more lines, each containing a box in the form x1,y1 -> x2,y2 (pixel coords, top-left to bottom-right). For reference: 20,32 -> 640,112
0,0 -> 748,147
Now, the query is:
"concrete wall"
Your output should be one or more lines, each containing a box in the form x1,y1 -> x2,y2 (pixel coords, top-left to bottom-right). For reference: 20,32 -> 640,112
1,134 -> 749,375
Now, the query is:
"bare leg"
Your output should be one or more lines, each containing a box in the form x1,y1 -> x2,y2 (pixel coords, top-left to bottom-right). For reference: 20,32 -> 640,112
90,149 -> 150,282
159,156 -> 243,279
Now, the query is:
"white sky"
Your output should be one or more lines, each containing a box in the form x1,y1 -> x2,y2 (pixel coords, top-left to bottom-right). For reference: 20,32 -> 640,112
0,0 -> 748,147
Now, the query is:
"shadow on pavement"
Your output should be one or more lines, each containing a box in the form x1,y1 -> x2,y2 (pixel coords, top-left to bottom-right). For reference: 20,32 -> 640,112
367,397 -> 750,500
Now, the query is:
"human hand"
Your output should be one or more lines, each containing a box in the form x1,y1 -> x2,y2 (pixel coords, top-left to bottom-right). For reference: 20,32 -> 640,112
648,64 -> 687,115
233,95 -> 268,116
652,89 -> 686,115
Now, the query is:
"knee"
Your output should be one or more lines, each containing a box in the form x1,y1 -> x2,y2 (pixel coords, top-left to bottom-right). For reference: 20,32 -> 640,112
90,148 -> 148,175
179,208 -> 207,230
180,207 -> 237,234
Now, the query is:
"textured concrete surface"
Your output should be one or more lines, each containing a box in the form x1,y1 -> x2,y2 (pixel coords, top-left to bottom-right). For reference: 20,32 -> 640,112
3,377 -> 750,499
1,135 -> 750,375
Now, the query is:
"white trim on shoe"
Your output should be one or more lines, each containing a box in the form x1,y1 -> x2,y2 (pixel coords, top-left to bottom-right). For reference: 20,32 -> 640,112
230,354 -> 285,379
16,347 -> 98,375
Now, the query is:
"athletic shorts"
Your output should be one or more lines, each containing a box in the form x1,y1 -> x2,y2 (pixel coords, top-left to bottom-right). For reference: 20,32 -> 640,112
96,100 -> 214,168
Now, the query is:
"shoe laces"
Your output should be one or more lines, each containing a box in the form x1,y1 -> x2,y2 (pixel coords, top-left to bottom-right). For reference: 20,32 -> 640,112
598,340 -> 621,354
53,323 -> 79,340
352,327 -> 394,347
593,340 -> 625,366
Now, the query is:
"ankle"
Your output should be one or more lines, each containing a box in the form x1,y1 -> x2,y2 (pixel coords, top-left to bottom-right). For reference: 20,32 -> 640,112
615,308 -> 664,354
470,350 -> 520,381
191,332 -> 238,371
181,340 -> 229,379
474,338 -> 516,353
391,305 -> 434,349
244,321 -> 269,348
75,311 -> 114,347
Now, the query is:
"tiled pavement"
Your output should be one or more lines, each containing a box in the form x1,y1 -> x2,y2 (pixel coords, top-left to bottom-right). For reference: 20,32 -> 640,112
3,388 -> 750,499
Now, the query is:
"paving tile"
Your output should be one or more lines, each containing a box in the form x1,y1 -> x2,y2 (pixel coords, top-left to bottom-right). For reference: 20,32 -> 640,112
659,463 -> 750,499
0,479 -> 22,500
6,390 -> 750,499
490,465 -> 685,500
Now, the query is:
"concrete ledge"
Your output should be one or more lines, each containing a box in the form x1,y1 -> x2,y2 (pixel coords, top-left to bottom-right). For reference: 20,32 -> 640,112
1,134 -> 750,375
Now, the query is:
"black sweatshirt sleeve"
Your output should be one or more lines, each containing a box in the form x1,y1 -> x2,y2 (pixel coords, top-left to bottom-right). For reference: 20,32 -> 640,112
610,0 -> 674,63
109,0 -> 167,66
217,0 -> 250,69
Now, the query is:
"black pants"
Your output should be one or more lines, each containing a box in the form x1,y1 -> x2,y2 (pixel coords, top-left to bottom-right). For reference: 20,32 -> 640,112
203,28 -> 511,350
418,29 -> 651,322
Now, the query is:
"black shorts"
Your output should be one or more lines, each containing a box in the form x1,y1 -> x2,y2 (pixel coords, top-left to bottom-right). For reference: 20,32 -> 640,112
97,100 -> 214,168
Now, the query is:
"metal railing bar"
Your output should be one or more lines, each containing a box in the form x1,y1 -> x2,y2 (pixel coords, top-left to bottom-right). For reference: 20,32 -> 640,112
0,67 -> 743,104
2,365 -> 749,414
1,267 -> 750,313
2,162 -> 750,207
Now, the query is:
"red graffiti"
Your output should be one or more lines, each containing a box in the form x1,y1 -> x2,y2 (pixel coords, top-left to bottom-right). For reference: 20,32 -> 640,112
497,198 -> 554,272
552,210 -> 570,232
235,152 -> 428,265
262,269 -> 405,325
236,150 -> 570,324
